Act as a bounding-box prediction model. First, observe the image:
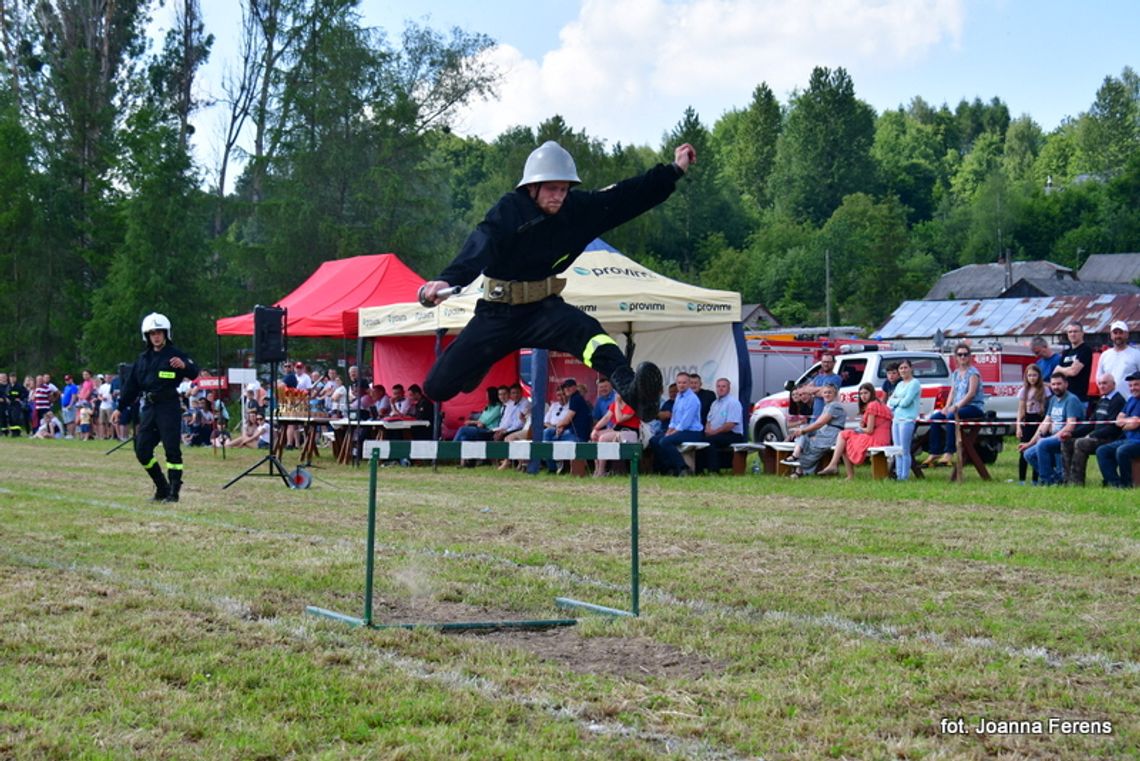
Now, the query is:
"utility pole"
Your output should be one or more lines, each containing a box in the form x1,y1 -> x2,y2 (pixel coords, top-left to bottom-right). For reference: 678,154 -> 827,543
825,248 -> 832,335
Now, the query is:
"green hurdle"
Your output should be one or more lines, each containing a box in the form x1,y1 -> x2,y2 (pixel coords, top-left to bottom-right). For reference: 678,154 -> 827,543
305,439 -> 643,630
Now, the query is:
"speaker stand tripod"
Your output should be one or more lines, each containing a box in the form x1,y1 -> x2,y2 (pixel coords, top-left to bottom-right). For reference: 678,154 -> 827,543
223,362 -> 293,490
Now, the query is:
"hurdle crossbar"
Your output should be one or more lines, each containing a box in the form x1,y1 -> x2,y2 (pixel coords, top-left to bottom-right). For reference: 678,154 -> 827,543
305,439 -> 642,630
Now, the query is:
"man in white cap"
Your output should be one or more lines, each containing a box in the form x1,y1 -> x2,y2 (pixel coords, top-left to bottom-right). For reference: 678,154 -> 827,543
1097,321 -> 1140,390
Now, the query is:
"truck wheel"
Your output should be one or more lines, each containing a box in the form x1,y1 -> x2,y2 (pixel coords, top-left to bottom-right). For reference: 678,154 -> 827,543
977,438 -> 1001,465
754,421 -> 783,445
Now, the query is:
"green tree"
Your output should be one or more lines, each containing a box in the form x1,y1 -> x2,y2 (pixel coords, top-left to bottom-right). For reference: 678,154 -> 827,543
770,67 -> 877,226
1076,67 -> 1140,177
717,82 -> 781,211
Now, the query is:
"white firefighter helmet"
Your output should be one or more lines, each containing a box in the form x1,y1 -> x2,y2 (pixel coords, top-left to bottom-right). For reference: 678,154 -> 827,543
141,312 -> 172,340
516,141 -> 581,188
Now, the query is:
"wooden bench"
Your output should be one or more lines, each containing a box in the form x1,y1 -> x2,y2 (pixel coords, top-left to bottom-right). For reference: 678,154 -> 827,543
866,446 -> 901,480
676,441 -> 710,474
765,441 -> 797,477
950,425 -> 992,482
731,443 -> 767,475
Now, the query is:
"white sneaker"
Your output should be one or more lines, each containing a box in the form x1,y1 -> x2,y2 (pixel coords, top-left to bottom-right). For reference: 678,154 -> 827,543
782,458 -> 800,466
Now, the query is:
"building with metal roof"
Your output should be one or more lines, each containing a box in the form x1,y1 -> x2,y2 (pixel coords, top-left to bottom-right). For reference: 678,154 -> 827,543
1000,277 -> 1140,298
877,294 -> 1140,346
1077,253 -> 1140,284
923,261 -> 1075,300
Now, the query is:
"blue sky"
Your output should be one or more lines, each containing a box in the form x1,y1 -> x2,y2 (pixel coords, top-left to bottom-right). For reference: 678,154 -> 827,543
171,0 -> 1138,183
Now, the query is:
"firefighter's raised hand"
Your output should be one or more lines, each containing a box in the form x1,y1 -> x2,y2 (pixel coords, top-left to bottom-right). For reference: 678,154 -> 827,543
673,143 -> 697,173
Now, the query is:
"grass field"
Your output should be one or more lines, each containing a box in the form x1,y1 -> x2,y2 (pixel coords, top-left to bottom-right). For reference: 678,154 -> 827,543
1,437 -> 1137,760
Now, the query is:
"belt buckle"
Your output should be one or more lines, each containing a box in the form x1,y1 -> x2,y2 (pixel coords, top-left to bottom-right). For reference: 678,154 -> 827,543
487,282 -> 506,301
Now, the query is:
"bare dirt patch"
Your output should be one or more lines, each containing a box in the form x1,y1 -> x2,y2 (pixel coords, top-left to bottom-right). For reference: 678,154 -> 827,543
369,597 -> 723,681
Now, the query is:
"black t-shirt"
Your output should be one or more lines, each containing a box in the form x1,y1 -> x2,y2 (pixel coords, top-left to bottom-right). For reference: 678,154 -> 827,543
1059,343 -> 1093,401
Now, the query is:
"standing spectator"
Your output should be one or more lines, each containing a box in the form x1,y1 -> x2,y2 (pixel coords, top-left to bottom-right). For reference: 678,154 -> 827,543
0,372 -> 22,436
809,353 -> 843,420
96,374 -> 114,439
1097,321 -> 1140,390
59,374 -> 79,439
1015,364 -> 1050,484
649,372 -> 704,477
818,383 -> 892,479
33,374 -> 58,430
1031,336 -> 1061,378
1094,372 -> 1140,488
23,375 -> 37,433
701,377 -> 744,473
1019,373 -> 1084,485
1062,374 -> 1125,486
77,401 -> 94,440
1057,323 -> 1093,402
887,359 -> 921,480
922,343 -> 986,468
881,362 -> 900,398
295,363 -> 313,394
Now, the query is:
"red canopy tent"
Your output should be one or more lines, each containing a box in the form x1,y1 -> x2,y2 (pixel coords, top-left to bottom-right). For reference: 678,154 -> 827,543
215,254 -> 425,338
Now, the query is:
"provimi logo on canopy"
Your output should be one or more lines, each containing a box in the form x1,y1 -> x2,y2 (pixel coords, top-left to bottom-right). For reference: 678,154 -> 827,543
619,301 -> 666,313
573,265 -> 655,279
687,302 -> 732,313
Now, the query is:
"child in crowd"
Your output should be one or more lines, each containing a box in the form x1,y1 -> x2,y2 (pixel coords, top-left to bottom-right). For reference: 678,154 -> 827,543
77,401 -> 94,440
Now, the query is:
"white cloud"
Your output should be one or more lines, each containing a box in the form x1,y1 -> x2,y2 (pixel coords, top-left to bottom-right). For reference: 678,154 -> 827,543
454,0 -> 964,146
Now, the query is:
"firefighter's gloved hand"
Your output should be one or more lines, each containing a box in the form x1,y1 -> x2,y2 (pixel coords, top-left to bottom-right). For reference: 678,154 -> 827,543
418,281 -> 459,307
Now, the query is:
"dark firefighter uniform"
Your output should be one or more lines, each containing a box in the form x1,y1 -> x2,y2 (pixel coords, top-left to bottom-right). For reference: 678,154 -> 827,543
423,161 -> 684,410
120,341 -> 199,501
1,377 -> 26,435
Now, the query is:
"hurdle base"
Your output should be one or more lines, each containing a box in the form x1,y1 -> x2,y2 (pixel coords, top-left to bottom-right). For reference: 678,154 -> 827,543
555,597 -> 637,618
305,605 -> 578,631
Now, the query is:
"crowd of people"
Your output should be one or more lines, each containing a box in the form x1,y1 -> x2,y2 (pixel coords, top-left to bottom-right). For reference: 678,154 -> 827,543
0,371 -> 131,441
778,324 -> 1140,488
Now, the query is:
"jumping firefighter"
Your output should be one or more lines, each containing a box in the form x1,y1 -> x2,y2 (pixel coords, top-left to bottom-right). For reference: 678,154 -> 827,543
418,140 -> 697,422
114,313 -> 199,502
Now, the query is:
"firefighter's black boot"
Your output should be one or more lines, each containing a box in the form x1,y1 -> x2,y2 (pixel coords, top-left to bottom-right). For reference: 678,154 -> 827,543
612,361 -> 664,423
146,464 -> 170,501
164,469 -> 182,503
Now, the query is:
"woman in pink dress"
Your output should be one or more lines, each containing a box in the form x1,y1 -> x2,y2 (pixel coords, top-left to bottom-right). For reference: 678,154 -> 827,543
818,383 -> 893,479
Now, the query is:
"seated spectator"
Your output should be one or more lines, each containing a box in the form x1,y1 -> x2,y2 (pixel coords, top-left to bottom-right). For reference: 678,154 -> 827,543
818,383 -> 892,479
407,384 -> 434,441
922,343 -> 986,468
1018,372 -> 1084,485
230,411 -> 264,448
1015,364 -> 1050,484
372,384 -> 392,418
34,410 -> 63,439
592,377 -> 615,427
455,386 -> 506,465
493,384 -> 529,441
542,378 -> 592,473
590,392 -> 641,477
690,373 -> 716,425
787,383 -> 845,476
187,397 -> 214,447
648,372 -> 703,477
648,382 -> 677,440
389,384 -> 411,416
1095,371 -> 1140,488
701,377 -> 745,474
1062,374 -> 1126,486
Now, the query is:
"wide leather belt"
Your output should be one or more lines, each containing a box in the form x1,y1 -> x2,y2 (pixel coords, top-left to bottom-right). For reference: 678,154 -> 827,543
483,276 -> 566,305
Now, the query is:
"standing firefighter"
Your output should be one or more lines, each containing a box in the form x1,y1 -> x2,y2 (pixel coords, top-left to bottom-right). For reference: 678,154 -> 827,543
114,313 -> 199,502
418,141 -> 697,423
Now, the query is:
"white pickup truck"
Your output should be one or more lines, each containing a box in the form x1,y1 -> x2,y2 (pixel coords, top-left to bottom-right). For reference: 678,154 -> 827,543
748,350 -> 1022,463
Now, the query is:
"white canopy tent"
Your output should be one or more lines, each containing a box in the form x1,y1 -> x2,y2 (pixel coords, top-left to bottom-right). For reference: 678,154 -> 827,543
359,240 -> 750,402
